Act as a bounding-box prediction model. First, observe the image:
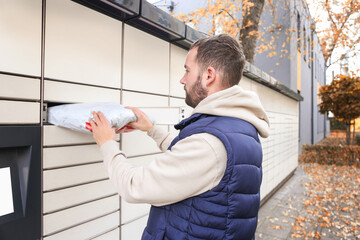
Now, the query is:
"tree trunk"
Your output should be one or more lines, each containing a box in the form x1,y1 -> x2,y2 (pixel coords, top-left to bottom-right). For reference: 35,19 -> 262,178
239,0 -> 265,63
352,120 -> 356,145
346,119 -> 351,145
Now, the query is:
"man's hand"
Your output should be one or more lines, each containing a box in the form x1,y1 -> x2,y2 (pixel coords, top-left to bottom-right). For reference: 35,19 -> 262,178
89,111 -> 116,146
124,107 -> 153,132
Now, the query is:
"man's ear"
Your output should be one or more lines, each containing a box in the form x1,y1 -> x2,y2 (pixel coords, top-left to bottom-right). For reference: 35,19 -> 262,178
204,67 -> 216,87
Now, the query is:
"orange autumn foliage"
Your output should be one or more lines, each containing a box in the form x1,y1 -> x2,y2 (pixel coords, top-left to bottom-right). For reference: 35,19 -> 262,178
305,0 -> 360,67
319,74 -> 360,144
172,0 -> 292,64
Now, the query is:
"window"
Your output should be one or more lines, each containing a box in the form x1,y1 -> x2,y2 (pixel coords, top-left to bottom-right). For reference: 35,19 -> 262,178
297,12 -> 301,50
314,54 -> 317,79
303,26 -> 306,60
308,36 -> 311,67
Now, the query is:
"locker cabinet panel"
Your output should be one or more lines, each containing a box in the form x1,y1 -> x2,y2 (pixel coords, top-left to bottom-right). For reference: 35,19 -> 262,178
121,126 -> 167,157
120,155 -> 155,223
123,24 -> 169,95
169,97 -> 192,120
43,195 -> 119,236
92,228 -> 119,240
43,180 -> 117,213
0,0 -> 41,76
43,211 -> 119,240
0,100 -> 40,124
251,80 -> 298,115
44,80 -> 120,103
169,97 -> 192,136
43,125 -> 95,146
0,74 -> 40,100
122,91 -> 169,107
43,144 -> 102,169
43,163 -> 108,191
239,76 -> 252,91
121,91 -> 168,156
121,200 -> 150,225
45,0 -> 122,88
121,215 -> 148,240
170,44 -> 187,98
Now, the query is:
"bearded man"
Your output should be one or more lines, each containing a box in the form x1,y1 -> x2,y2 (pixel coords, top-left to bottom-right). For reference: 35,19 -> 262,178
90,34 -> 270,240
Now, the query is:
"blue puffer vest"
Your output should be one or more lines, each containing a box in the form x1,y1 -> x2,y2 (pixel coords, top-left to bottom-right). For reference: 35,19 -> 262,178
142,113 -> 263,240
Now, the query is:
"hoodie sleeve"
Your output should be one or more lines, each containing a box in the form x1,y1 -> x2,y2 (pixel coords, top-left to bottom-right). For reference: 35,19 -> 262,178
147,125 -> 177,152
100,132 -> 227,206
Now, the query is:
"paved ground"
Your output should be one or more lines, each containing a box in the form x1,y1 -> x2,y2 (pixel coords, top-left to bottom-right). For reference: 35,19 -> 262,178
256,165 -> 360,239
256,167 -> 312,239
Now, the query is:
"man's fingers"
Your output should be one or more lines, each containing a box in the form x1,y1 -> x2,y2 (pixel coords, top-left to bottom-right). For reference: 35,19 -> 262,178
88,117 -> 96,127
92,111 -> 111,127
125,106 -> 137,119
97,111 -> 109,125
125,106 -> 139,114
124,106 -> 153,132
92,111 -> 101,124
127,121 -> 136,127
125,106 -> 144,120
88,114 -> 116,146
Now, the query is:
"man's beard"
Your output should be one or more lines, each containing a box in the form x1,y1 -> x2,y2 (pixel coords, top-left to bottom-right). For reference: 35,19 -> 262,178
185,75 -> 208,108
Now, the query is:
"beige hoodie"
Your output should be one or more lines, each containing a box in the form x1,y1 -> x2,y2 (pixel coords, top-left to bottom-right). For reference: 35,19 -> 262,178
100,86 -> 270,206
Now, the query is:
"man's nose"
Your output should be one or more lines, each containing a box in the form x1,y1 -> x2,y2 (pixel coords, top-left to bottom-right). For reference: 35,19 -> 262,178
180,75 -> 185,85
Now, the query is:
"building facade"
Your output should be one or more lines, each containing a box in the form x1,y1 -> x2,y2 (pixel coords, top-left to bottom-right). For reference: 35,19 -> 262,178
253,0 -> 329,147
153,0 -> 330,149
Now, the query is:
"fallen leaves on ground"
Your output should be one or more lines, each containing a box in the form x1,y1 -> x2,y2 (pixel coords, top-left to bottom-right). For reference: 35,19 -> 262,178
291,163 -> 360,239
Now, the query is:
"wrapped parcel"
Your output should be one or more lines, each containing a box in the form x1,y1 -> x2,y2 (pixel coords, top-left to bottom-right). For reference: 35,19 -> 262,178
48,102 -> 137,133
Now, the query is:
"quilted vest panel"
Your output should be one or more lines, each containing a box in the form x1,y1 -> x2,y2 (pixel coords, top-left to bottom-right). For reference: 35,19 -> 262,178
142,114 -> 262,240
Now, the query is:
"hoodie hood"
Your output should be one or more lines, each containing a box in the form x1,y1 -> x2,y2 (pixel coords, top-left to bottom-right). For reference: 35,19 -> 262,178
192,85 -> 270,138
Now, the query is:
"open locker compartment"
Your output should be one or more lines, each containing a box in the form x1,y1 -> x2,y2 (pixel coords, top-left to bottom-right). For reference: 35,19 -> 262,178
43,102 -> 186,128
